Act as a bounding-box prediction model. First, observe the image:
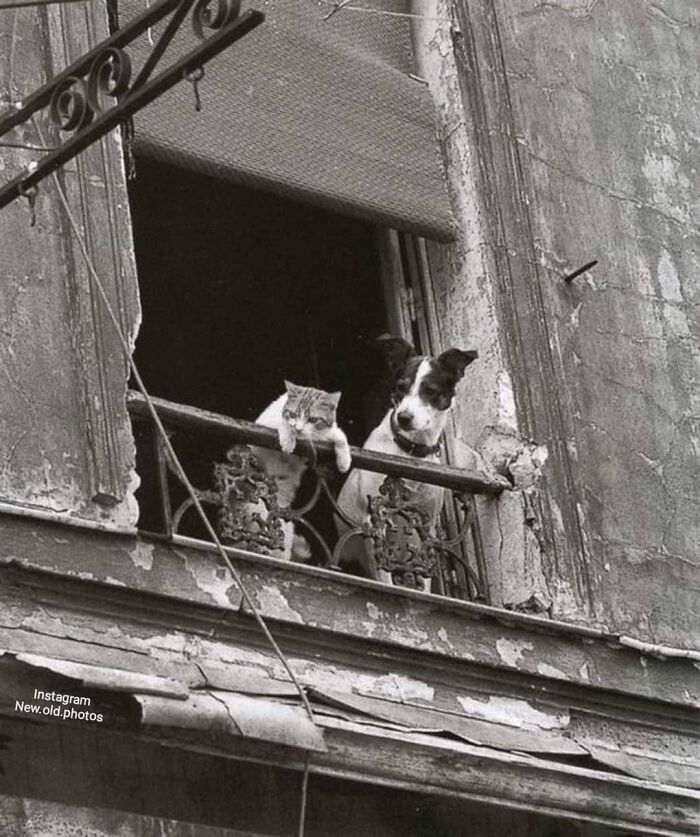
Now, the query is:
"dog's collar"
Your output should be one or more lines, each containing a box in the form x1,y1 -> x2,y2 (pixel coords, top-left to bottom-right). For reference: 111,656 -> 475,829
390,412 -> 442,458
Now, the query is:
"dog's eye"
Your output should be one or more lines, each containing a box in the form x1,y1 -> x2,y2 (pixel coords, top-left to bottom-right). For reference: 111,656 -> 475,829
395,380 -> 410,394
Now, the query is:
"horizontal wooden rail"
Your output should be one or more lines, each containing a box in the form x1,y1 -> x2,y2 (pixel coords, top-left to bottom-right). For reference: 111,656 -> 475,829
127,391 -> 510,496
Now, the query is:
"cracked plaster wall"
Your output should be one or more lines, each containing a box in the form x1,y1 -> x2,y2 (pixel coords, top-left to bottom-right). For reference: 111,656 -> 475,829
0,8 -> 141,529
416,0 -> 699,644
413,2 -> 554,614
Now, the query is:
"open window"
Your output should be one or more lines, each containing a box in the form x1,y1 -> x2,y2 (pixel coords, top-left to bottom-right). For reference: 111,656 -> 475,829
130,158 -> 387,539
121,0 -> 504,601
127,150 -> 497,602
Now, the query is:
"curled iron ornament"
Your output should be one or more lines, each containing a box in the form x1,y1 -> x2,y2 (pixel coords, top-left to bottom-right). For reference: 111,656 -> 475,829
192,0 -> 241,39
87,47 -> 132,114
49,48 -> 131,133
49,77 -> 93,132
0,4 -> 265,210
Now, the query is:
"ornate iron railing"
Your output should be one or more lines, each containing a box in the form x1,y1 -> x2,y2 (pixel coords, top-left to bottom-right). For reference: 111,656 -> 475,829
127,391 -> 509,603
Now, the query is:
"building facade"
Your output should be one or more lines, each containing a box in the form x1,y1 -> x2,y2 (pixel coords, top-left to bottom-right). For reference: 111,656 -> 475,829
0,0 -> 698,834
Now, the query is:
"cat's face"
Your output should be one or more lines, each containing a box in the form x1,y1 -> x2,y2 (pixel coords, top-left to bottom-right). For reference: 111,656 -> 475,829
283,381 -> 340,436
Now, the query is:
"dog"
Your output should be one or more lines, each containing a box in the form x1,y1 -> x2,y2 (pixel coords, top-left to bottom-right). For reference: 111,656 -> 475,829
336,335 -> 478,588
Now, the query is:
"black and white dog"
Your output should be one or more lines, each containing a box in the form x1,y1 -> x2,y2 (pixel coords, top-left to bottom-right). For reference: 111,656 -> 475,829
336,335 -> 478,587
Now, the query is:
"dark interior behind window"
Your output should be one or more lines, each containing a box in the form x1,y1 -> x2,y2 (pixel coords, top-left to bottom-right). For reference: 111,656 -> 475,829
128,158 -> 390,547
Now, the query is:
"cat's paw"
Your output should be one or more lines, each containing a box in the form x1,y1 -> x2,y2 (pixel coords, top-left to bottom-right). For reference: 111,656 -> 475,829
335,445 -> 352,473
279,433 -> 296,455
292,533 -> 312,562
277,426 -> 297,453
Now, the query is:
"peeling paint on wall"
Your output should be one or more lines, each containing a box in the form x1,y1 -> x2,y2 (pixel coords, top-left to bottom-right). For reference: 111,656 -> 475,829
182,555 -> 236,609
496,638 -> 533,668
456,695 -> 569,731
255,585 -> 304,624
355,674 -> 435,703
129,540 -> 155,572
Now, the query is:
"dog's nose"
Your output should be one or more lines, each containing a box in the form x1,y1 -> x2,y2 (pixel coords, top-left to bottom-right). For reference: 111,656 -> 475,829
397,410 -> 413,430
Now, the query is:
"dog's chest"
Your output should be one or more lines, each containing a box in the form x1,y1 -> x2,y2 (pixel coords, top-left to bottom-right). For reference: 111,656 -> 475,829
364,430 -> 445,523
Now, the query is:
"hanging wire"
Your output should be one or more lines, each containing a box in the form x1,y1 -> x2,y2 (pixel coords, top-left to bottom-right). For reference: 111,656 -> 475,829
145,0 -> 155,46
323,0 -> 354,21
39,144 -> 315,831
319,0 -> 451,23
299,752 -> 311,837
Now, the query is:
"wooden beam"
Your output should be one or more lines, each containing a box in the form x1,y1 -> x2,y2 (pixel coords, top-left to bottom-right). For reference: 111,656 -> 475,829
310,717 -> 700,836
0,793 -> 259,836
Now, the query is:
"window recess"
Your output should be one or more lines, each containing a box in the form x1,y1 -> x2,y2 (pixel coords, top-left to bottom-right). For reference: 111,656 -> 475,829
127,161 -> 505,602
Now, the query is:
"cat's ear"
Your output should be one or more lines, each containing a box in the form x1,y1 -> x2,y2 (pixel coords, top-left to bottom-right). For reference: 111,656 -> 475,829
376,334 -> 416,378
325,391 -> 341,407
284,380 -> 298,395
437,348 -> 478,381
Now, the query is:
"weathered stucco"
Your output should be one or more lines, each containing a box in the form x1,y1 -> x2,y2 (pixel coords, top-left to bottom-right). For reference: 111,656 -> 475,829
0,5 -> 141,528
0,516 -> 698,832
490,0 -> 699,645
414,0 -> 699,645
413,1 -> 556,616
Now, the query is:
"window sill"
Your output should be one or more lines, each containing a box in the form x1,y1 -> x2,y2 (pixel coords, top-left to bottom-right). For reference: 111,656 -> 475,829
0,510 -> 697,712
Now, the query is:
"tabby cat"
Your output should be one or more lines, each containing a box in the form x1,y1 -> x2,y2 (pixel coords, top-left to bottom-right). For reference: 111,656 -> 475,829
250,381 -> 351,560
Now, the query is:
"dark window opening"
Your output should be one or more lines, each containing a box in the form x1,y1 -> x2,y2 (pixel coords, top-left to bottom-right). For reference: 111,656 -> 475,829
128,158 -> 390,558
127,159 -> 490,601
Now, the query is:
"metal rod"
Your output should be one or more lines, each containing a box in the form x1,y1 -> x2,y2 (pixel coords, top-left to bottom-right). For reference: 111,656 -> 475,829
0,9 -> 264,209
153,426 -> 174,539
0,140 -> 56,150
127,390 -> 511,496
0,0 -> 90,9
564,259 -> 598,283
128,0 -> 196,94
0,0 -> 182,137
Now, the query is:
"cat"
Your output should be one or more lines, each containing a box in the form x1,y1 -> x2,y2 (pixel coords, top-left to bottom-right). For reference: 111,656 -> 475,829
243,381 -> 351,561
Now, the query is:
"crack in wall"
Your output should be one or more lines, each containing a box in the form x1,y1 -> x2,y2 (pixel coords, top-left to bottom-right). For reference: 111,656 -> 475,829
521,145 -> 699,234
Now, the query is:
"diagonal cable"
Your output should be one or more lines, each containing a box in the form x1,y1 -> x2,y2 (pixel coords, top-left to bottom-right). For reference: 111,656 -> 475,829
41,144 -> 316,725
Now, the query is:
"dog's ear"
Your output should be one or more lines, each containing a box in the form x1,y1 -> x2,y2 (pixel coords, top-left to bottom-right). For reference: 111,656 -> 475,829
376,334 -> 416,378
437,348 -> 478,381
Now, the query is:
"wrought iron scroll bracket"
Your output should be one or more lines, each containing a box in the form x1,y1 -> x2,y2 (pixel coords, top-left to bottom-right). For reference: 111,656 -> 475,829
0,0 -> 263,210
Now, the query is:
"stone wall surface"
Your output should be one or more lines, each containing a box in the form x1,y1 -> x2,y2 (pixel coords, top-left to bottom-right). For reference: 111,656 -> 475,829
495,0 -> 699,645
415,0 -> 699,645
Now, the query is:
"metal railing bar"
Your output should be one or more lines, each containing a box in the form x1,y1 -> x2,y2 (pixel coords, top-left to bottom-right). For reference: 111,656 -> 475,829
127,390 -> 510,496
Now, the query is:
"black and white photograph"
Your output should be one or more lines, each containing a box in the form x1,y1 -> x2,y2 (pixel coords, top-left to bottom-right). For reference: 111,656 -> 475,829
0,0 -> 698,834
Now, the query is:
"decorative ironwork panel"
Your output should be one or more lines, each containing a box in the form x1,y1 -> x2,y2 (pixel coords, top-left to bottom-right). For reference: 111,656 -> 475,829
127,395 -> 495,604
214,446 -> 285,554
367,476 -> 436,589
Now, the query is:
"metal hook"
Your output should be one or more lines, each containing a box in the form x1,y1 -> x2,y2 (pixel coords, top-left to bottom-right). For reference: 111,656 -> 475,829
122,117 -> 137,181
184,67 -> 205,112
564,259 -> 598,283
18,182 -> 38,227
